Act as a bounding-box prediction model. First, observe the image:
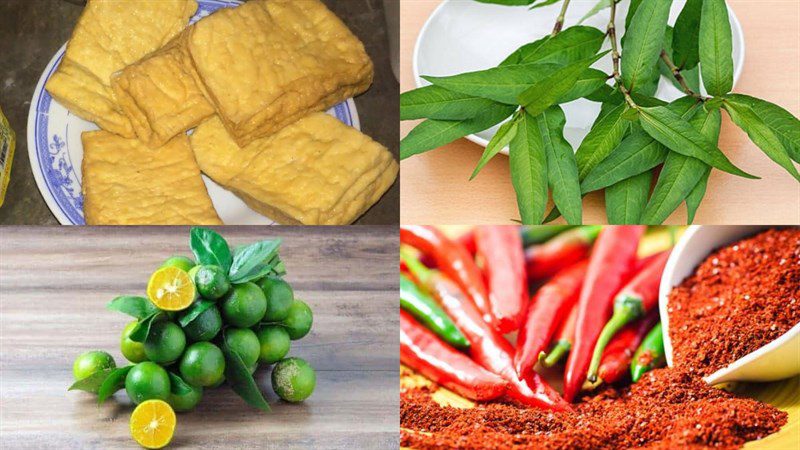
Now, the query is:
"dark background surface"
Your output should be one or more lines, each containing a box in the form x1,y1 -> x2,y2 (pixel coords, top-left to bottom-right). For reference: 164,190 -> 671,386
0,0 -> 399,225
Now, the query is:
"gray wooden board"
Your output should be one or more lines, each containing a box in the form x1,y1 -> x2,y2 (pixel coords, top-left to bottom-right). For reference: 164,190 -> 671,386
0,226 -> 399,449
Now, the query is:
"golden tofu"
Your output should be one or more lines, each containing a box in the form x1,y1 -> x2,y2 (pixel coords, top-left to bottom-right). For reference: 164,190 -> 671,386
46,0 -> 197,137
190,114 -> 397,225
112,33 -> 214,148
82,131 -> 222,225
186,0 -> 374,146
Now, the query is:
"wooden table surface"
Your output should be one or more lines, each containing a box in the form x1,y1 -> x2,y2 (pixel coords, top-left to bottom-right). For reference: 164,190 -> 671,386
400,0 -> 800,225
0,226 -> 399,449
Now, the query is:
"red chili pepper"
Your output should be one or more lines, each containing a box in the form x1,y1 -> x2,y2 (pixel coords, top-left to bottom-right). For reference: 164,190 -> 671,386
587,250 -> 671,381
419,229 -> 476,267
475,226 -> 527,333
515,260 -> 588,378
563,225 -> 645,402
525,226 -> 602,281
401,226 -> 495,327
596,310 -> 660,385
400,310 -> 508,401
540,303 -> 578,368
402,250 -> 570,411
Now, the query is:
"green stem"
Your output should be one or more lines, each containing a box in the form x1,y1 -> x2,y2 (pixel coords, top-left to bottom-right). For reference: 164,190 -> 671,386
539,341 -> 571,368
586,303 -> 640,382
551,0 -> 572,36
607,0 -> 638,110
400,245 -> 432,286
659,50 -> 704,99
631,322 -> 665,382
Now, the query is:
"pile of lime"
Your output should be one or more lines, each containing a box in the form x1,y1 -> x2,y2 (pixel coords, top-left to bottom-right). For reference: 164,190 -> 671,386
69,228 -> 316,449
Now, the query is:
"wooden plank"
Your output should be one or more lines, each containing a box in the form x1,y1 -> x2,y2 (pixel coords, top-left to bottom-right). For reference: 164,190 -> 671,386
0,226 -> 399,449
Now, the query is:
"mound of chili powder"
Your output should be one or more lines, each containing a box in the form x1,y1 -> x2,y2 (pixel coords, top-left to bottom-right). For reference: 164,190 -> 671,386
401,369 -> 787,449
668,228 -> 800,377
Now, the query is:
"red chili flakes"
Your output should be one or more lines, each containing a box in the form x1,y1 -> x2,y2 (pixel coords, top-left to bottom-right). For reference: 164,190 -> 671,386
667,228 -> 800,376
400,369 -> 787,450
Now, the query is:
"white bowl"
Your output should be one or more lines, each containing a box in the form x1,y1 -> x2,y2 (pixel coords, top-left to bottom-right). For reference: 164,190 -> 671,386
413,0 -> 745,154
659,225 -> 800,385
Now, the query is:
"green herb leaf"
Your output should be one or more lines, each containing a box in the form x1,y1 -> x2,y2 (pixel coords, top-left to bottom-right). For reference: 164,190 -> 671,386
519,51 -> 609,115
222,345 -> 271,412
699,0 -> 734,96
672,0 -> 703,69
621,0 -> 672,94
400,85 -> 503,121
638,105 -> 756,178
474,0 -> 535,5
605,171 -> 652,224
168,372 -> 194,396
68,367 -> 116,394
641,108 -> 721,224
229,239 -> 281,283
503,26 -> 606,66
97,366 -> 133,404
559,68 -> 610,103
579,0 -> 612,24
536,107 -> 582,224
529,0 -> 561,9
725,94 -> 800,163
400,104 -> 517,159
509,111 -> 549,224
575,103 -> 630,179
625,0 -> 644,29
685,169 -> 711,224
422,63 -> 559,104
660,27 -> 702,93
190,227 -> 232,274
129,312 -> 164,343
471,116 -> 520,180
178,299 -> 216,328
106,296 -> 158,320
723,100 -> 800,181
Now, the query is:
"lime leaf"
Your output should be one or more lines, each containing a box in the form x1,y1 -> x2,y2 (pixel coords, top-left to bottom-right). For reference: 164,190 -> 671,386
190,227 -> 232,274
129,312 -> 164,343
229,239 -> 281,283
536,107 -> 582,225
222,345 -> 271,412
605,171 -> 652,224
699,0 -> 734,96
178,299 -> 216,328
97,366 -> 133,404
509,111 -> 548,224
107,296 -> 158,320
68,367 -> 116,394
168,372 -> 194,396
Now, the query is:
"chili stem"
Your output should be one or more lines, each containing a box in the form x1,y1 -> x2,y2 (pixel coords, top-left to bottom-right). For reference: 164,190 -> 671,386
586,303 -> 641,382
551,0 -> 571,36
607,0 -> 637,110
540,341 -> 570,368
400,245 -> 432,286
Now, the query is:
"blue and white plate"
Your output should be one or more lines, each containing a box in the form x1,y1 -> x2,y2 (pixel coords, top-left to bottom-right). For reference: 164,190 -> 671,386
27,0 -> 360,225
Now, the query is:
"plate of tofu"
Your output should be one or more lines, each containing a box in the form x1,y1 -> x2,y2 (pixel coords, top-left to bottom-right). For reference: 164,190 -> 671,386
27,0 -> 398,225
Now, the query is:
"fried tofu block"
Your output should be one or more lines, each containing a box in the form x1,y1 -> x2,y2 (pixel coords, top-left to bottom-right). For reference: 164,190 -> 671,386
82,131 -> 222,225
186,0 -> 374,146
111,33 -> 215,148
190,114 -> 397,225
46,0 -> 197,137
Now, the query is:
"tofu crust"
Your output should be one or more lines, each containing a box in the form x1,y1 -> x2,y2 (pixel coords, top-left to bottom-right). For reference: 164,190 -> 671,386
186,0 -> 374,146
82,131 -> 222,225
190,114 -> 397,225
46,0 -> 197,137
111,32 -> 215,148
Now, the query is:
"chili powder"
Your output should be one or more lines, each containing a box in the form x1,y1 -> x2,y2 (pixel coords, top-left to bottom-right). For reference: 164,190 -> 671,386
668,228 -> 800,376
401,369 -> 787,449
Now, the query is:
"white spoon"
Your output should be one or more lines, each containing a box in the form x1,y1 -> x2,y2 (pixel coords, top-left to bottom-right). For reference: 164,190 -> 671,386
659,225 -> 800,385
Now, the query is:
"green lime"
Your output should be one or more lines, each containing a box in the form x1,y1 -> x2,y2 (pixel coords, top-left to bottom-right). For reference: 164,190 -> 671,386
220,282 -> 267,328
187,265 -> 201,283
179,342 -> 225,387
223,328 -> 260,367
125,362 -> 171,404
160,256 -> 195,273
195,265 -> 230,300
255,325 -> 290,364
180,305 -> 222,342
256,276 -> 294,321
121,321 -> 147,363
167,382 -> 203,412
72,350 -> 116,382
208,376 -> 225,389
271,357 -> 315,403
282,300 -> 313,340
144,322 -> 186,365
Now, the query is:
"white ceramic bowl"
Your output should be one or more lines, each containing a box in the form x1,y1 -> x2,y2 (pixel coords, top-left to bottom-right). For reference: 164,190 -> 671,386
659,225 -> 800,385
413,0 -> 745,154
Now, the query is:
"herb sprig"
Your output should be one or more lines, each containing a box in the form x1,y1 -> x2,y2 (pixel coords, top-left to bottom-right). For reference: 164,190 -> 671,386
401,0 -> 800,224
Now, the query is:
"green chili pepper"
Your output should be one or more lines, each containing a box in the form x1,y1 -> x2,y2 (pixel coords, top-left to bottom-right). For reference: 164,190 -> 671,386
630,322 -> 665,382
400,274 -> 470,350
520,225 -> 575,247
